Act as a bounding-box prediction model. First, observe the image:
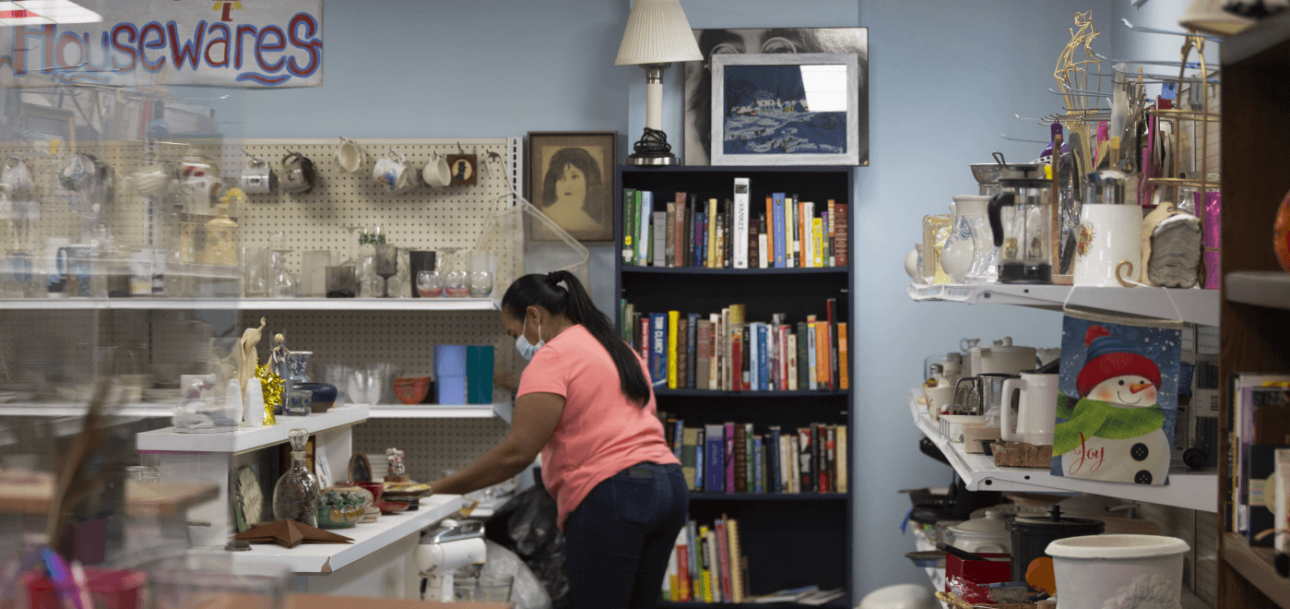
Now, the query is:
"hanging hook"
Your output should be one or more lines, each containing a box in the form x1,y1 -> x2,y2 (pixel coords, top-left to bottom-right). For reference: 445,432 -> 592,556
457,142 -> 465,155
1002,134 -> 1049,144
1121,18 -> 1220,42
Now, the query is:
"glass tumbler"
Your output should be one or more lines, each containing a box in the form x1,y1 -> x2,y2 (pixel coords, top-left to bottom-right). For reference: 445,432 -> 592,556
445,249 -> 470,298
283,389 -> 312,416
469,250 -> 495,298
417,270 -> 443,298
326,266 -> 356,298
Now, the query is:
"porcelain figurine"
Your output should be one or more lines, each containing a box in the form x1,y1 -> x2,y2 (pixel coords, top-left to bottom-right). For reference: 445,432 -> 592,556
237,317 -> 267,396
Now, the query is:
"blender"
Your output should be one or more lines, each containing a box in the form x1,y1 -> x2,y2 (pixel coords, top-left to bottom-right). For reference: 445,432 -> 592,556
987,165 -> 1054,284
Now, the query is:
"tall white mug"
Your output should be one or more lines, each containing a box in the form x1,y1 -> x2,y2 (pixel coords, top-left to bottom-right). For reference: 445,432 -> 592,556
1074,204 -> 1143,287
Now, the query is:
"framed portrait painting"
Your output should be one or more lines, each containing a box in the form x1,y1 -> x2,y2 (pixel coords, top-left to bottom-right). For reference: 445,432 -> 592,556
683,27 -> 869,166
527,131 -> 618,242
711,53 -> 860,166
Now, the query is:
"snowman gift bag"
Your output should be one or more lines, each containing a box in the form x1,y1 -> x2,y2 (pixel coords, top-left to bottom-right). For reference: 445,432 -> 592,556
1051,315 -> 1182,485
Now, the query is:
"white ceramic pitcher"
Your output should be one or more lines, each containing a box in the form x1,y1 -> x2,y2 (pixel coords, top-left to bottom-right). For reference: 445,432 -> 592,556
1000,372 -> 1058,445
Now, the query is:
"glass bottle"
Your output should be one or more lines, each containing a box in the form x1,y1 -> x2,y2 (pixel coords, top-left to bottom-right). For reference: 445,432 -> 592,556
273,428 -> 320,526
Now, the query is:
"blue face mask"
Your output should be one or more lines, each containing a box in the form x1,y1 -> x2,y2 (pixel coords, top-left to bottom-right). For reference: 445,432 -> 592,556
515,316 -> 544,361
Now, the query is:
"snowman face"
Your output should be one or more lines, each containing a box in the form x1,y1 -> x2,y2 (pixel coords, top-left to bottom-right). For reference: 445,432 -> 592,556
1090,374 -> 1158,407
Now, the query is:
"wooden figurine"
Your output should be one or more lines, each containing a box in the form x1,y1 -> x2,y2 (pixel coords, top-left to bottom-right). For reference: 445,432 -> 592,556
1139,202 -> 1203,288
237,317 -> 267,396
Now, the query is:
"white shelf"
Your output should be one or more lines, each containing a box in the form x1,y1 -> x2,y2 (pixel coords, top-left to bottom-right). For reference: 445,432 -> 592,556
136,405 -> 369,454
907,283 -> 1219,327
0,402 -> 175,417
369,402 -> 513,423
0,297 -> 500,311
908,390 -> 1218,512
202,494 -> 466,574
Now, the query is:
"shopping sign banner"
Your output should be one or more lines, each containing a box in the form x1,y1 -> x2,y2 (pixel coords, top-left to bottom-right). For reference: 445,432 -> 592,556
0,0 -> 322,88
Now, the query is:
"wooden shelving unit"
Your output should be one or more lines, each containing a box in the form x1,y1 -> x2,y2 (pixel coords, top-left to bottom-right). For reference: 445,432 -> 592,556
1217,12 -> 1290,608
616,165 -> 854,607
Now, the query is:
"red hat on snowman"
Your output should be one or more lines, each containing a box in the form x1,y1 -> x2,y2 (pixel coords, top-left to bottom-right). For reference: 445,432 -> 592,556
1076,325 -> 1161,398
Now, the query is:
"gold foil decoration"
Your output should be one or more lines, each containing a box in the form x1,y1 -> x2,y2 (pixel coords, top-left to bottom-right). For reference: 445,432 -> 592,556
256,362 -> 283,426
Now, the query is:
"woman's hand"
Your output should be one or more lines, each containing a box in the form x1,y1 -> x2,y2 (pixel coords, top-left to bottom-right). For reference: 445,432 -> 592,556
494,371 -> 521,393
431,391 -> 563,496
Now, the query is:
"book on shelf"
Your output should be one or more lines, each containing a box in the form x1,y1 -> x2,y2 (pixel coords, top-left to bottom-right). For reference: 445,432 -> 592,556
618,183 -> 848,270
619,298 -> 846,394
663,418 -> 847,495
1227,375 -> 1290,535
664,516 -> 749,604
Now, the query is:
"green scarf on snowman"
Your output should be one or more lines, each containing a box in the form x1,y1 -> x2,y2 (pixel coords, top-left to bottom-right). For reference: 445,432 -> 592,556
1053,324 -> 1166,457
1053,393 -> 1164,456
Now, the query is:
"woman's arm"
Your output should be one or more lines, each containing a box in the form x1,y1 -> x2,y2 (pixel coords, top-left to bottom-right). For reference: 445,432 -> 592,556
432,391 -> 564,496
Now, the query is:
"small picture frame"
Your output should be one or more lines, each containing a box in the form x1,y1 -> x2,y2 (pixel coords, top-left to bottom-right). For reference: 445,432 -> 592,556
446,154 -> 477,186
710,53 -> 860,166
527,131 -> 618,242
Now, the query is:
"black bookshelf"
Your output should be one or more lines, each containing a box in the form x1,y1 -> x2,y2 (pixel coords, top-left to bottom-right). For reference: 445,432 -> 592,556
615,165 -> 855,608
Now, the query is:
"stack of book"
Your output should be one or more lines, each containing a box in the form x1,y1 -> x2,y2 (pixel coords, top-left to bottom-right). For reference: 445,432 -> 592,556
1224,374 -> 1290,545
662,515 -> 748,603
620,301 -> 848,392
622,184 -> 849,270
658,419 -> 848,495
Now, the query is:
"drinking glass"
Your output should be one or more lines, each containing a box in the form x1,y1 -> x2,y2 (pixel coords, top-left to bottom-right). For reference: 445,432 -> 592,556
326,266 -> 356,298
267,251 -> 298,298
417,270 -> 443,298
301,250 -> 332,298
444,249 -> 469,298
242,247 -> 269,297
339,225 -> 364,267
374,244 -> 398,298
468,250 -> 495,298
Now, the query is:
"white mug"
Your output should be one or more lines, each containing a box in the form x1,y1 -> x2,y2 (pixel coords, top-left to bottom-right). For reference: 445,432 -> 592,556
421,153 -> 451,188
336,137 -> 364,174
1074,204 -> 1143,287
373,148 -> 408,192
392,159 -> 422,194
1000,372 -> 1058,445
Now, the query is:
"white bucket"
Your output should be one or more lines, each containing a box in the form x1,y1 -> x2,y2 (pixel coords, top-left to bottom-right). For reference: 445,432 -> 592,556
1046,534 -> 1189,609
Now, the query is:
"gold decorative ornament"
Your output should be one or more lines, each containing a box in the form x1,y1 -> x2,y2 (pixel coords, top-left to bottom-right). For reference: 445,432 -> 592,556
257,362 -> 283,425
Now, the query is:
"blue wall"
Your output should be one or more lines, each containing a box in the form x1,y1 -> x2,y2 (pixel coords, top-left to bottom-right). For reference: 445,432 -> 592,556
215,0 -> 1141,597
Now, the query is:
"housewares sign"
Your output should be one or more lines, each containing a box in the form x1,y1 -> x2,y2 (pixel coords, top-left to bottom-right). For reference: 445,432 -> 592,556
0,0 -> 322,88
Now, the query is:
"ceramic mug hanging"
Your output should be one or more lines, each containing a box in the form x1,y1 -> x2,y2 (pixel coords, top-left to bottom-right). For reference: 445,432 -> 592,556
240,150 -> 277,195
281,150 -> 318,194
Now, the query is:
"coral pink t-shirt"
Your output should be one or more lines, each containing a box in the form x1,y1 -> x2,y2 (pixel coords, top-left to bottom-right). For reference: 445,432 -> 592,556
516,324 -> 678,531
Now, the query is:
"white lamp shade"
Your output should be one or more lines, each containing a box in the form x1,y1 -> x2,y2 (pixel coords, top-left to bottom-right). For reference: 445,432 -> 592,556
1179,0 -> 1254,35
615,0 -> 703,66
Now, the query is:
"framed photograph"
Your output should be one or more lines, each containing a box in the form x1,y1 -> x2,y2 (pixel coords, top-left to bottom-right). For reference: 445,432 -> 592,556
526,131 -> 618,242
710,53 -> 860,166
683,27 -> 869,166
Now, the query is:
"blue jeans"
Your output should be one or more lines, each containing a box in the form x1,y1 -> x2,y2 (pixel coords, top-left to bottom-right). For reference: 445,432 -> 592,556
563,462 -> 689,609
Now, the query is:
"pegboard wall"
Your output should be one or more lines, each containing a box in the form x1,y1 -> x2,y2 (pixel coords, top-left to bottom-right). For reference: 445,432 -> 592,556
2,137 -> 529,467
353,418 -> 513,484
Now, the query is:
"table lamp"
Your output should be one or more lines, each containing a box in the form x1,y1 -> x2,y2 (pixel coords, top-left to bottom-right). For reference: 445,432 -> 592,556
615,0 -> 702,166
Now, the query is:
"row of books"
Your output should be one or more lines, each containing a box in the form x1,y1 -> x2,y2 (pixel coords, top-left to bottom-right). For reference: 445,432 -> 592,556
621,184 -> 850,269
662,516 -> 844,605
663,516 -> 748,603
621,301 -> 849,392
1225,373 -> 1290,546
659,418 -> 849,494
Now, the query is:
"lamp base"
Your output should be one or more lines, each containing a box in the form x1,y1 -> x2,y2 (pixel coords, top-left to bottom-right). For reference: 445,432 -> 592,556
626,127 -> 679,167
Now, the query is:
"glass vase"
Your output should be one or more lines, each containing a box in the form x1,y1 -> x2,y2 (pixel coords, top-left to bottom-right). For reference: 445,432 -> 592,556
272,428 -> 320,526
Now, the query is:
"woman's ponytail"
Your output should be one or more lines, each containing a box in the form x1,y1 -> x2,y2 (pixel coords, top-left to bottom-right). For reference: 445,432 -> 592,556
502,272 -> 651,406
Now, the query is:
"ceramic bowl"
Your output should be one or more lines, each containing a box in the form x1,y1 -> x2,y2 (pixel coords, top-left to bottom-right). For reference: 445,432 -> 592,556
394,377 -> 430,405
351,480 -> 384,504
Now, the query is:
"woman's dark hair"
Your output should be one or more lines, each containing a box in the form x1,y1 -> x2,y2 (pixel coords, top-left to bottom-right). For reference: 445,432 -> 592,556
540,147 -> 604,224
503,271 -> 650,406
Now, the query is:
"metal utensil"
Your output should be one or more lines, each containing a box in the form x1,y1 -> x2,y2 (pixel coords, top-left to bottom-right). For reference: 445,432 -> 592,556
937,541 -> 992,562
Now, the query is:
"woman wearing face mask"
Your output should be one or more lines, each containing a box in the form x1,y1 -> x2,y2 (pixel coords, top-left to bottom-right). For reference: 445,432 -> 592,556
433,271 -> 686,609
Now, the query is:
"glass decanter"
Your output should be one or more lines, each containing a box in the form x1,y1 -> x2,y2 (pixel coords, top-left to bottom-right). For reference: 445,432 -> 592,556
273,428 -> 320,526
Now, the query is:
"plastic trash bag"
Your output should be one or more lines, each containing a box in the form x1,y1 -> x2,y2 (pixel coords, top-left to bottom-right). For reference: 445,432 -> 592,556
482,540 -> 552,609
485,481 -> 569,609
